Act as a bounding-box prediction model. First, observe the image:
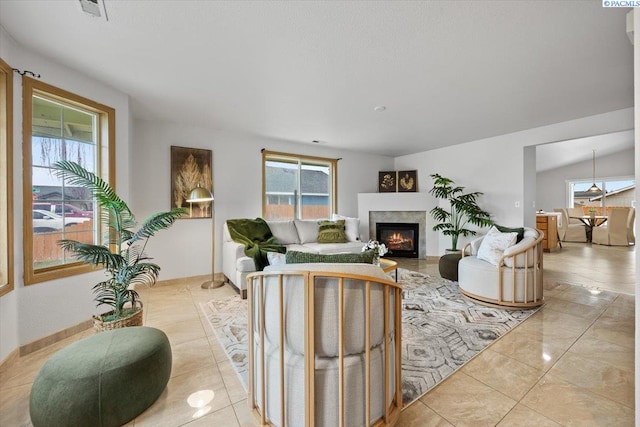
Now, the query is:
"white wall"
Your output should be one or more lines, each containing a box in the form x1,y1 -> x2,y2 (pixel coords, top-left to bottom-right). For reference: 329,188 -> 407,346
536,148 -> 635,212
132,120 -> 394,280
394,108 -> 634,256
0,27 -> 132,361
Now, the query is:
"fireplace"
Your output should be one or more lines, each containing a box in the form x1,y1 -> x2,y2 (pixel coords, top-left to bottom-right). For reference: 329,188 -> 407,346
376,222 -> 419,258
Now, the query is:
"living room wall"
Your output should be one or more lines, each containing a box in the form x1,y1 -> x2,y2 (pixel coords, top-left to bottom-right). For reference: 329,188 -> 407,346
131,120 -> 394,281
394,108 -> 634,256
0,27 -> 132,361
536,148 -> 635,212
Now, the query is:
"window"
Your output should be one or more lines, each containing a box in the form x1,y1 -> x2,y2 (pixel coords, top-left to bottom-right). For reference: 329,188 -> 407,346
0,57 -> 13,296
262,151 -> 337,220
22,78 -> 114,284
569,178 -> 636,212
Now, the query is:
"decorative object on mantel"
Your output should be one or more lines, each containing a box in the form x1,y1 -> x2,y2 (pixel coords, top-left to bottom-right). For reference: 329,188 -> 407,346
378,171 -> 397,192
53,161 -> 186,332
429,173 -> 493,252
398,170 -> 418,192
171,146 -> 213,218
362,239 -> 388,265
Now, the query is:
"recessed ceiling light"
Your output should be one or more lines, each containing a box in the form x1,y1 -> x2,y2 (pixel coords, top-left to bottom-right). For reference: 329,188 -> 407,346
374,106 -> 386,112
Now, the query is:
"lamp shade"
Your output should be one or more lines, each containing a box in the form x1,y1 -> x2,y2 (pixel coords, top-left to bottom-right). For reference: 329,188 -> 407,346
186,186 -> 213,203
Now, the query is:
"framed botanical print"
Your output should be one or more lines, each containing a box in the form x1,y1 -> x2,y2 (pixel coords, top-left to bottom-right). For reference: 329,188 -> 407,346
170,146 -> 212,218
378,171 -> 397,193
398,170 -> 418,192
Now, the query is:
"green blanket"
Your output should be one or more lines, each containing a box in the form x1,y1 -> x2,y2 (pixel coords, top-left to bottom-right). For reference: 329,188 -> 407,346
226,218 -> 286,271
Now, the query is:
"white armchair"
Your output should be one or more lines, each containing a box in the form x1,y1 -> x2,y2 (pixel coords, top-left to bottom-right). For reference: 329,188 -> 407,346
458,227 -> 544,308
247,263 -> 402,427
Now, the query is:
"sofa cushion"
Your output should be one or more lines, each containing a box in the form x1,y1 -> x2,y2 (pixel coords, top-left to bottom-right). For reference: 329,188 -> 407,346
294,220 -> 320,244
266,251 -> 287,266
286,250 -> 375,264
317,220 -> 348,243
304,241 -> 365,255
477,226 -> 517,266
332,214 -> 360,242
266,220 -> 300,245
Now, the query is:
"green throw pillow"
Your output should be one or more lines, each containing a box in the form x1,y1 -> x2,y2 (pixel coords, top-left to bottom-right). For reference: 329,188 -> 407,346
317,220 -> 348,243
285,250 -> 376,264
495,224 -> 525,243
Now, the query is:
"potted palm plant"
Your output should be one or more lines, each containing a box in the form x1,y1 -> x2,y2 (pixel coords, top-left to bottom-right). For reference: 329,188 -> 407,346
53,161 -> 186,331
429,173 -> 493,252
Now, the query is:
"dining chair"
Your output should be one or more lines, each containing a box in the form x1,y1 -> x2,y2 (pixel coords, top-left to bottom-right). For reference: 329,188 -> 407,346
627,208 -> 635,245
555,208 -> 587,243
592,207 -> 631,246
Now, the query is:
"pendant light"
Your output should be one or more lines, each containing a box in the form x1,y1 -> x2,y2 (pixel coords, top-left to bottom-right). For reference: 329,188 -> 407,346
588,149 -> 601,193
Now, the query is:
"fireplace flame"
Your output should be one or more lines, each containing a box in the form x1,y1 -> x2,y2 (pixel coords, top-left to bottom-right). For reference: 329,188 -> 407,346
386,232 -> 414,250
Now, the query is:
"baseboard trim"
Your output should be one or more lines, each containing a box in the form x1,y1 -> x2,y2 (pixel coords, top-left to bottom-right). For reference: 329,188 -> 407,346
19,319 -> 93,357
153,273 -> 223,287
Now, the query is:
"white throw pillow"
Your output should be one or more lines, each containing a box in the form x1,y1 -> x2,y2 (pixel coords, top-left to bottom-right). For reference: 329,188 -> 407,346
267,251 -> 287,266
332,214 -> 360,242
266,220 -> 299,245
294,219 -> 321,244
477,226 -> 518,266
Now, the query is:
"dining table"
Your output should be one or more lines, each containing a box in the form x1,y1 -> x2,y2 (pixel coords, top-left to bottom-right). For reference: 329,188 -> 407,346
569,215 -> 608,242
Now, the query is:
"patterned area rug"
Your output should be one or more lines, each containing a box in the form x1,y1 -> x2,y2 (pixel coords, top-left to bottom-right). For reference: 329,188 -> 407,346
200,269 -> 538,406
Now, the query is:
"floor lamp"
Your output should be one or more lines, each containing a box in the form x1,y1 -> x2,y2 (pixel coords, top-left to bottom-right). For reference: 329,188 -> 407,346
187,186 -> 224,289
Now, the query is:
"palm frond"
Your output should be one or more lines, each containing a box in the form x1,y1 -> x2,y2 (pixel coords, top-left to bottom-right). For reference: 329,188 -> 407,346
59,240 -> 125,269
129,209 -> 186,244
53,161 -> 133,218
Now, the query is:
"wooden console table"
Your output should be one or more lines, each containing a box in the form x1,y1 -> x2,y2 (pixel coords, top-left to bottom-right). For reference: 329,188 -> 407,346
536,213 -> 561,252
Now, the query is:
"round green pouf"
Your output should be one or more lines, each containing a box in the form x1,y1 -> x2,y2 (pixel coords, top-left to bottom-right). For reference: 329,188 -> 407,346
438,253 -> 463,281
30,326 -> 172,427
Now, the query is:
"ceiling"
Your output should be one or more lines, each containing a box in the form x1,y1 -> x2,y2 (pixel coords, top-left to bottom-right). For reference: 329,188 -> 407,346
536,130 -> 635,172
0,1 -> 634,157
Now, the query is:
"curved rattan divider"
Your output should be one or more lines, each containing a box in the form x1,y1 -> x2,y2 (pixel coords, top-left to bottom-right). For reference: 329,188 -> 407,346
247,269 -> 403,427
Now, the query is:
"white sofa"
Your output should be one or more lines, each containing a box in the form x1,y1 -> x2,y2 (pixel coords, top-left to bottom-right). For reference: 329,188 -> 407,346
222,218 -> 364,297
458,227 -> 544,308
247,263 -> 402,427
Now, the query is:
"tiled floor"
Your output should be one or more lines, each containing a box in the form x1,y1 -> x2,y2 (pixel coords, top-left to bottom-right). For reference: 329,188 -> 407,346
0,242 -> 635,426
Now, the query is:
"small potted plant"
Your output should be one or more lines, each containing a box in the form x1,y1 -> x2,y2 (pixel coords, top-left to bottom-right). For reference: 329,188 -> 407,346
53,161 -> 186,331
362,239 -> 388,265
429,173 -> 493,253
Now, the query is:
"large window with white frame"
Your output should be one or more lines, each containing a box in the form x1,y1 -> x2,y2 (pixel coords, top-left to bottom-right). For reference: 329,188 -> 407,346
23,77 -> 115,285
0,57 -> 13,296
262,151 -> 337,220
569,177 -> 636,211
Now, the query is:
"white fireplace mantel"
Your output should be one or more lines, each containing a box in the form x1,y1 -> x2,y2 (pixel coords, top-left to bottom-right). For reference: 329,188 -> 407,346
357,193 -> 432,257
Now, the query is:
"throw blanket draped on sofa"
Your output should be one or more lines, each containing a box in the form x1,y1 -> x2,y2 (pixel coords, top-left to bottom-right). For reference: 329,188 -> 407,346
226,218 -> 286,271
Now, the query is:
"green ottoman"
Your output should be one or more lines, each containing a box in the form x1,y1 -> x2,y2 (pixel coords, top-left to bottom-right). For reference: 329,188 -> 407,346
30,326 -> 172,427
438,253 -> 462,281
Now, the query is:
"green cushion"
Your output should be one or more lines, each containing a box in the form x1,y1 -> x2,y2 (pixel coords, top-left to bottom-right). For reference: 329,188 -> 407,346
30,326 -> 172,427
317,220 -> 348,243
495,224 -> 525,243
286,250 -> 375,264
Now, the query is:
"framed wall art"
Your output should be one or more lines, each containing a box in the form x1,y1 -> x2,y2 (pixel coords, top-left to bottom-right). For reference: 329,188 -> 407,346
378,171 -> 397,193
398,170 -> 418,192
170,146 -> 212,218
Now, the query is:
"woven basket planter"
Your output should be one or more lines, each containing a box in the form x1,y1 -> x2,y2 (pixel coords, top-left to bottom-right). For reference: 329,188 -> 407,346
93,302 -> 143,332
